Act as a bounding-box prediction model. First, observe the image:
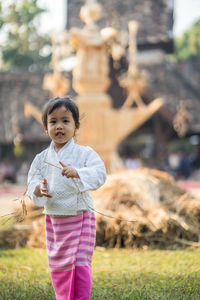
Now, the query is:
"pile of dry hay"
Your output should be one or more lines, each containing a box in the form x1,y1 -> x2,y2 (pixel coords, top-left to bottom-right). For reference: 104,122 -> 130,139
94,168 -> 200,249
1,168 -> 200,249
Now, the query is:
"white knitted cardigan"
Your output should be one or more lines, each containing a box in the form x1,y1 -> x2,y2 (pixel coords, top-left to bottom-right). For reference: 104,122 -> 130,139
26,138 -> 106,216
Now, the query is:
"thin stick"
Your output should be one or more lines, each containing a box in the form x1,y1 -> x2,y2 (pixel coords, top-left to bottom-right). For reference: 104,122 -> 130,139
44,161 -> 62,170
174,238 -> 200,247
0,163 -> 39,225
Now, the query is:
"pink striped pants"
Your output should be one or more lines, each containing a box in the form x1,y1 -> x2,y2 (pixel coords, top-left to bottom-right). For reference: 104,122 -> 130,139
45,211 -> 96,300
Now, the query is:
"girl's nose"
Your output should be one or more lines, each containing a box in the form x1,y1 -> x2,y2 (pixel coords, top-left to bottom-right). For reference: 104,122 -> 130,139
56,122 -> 63,129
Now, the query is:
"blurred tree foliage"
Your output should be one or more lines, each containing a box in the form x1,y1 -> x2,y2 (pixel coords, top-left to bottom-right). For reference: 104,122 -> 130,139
0,0 -> 52,70
175,20 -> 200,60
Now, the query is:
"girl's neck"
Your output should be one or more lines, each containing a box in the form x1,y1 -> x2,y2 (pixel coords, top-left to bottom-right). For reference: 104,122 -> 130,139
53,138 -> 73,153
54,145 -> 63,153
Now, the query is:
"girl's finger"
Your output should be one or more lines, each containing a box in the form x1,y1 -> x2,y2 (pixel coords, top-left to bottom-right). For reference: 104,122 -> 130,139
41,188 -> 52,197
43,178 -> 47,184
61,169 -> 66,176
59,161 -> 66,168
45,193 -> 53,198
43,192 -> 52,198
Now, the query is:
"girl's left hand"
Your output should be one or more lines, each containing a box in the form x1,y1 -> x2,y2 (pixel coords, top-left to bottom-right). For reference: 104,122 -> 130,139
59,161 -> 80,178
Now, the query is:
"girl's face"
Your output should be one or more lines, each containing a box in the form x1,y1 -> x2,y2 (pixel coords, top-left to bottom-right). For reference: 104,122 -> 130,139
45,106 -> 77,152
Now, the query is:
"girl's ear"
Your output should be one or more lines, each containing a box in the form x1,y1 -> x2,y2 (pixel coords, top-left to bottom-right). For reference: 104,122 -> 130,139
43,125 -> 48,134
73,123 -> 79,138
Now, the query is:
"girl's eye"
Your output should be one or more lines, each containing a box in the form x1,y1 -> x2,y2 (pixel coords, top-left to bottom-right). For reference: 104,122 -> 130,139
63,120 -> 69,123
49,120 -> 56,124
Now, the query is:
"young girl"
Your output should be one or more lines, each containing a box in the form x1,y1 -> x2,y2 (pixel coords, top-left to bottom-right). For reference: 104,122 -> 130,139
26,96 -> 106,300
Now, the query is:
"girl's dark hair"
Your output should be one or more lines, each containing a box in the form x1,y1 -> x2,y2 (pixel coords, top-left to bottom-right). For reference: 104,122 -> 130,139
42,96 -> 80,128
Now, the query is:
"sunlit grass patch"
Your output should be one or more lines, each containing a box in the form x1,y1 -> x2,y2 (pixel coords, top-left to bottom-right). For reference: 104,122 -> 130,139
1,248 -> 200,299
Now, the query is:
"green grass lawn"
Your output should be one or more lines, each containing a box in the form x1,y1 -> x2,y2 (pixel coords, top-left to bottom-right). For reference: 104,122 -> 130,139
0,247 -> 200,300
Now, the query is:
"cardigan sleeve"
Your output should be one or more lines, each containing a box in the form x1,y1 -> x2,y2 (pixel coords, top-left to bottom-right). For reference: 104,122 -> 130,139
74,147 -> 106,192
26,154 -> 48,207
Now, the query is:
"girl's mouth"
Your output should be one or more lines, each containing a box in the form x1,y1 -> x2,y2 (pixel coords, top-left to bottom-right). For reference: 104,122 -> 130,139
56,132 -> 64,137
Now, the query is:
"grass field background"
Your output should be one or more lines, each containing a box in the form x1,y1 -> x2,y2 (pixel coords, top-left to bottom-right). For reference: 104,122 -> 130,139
0,247 -> 200,299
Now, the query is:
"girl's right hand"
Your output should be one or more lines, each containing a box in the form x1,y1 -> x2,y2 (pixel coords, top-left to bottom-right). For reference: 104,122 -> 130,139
34,178 -> 52,198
